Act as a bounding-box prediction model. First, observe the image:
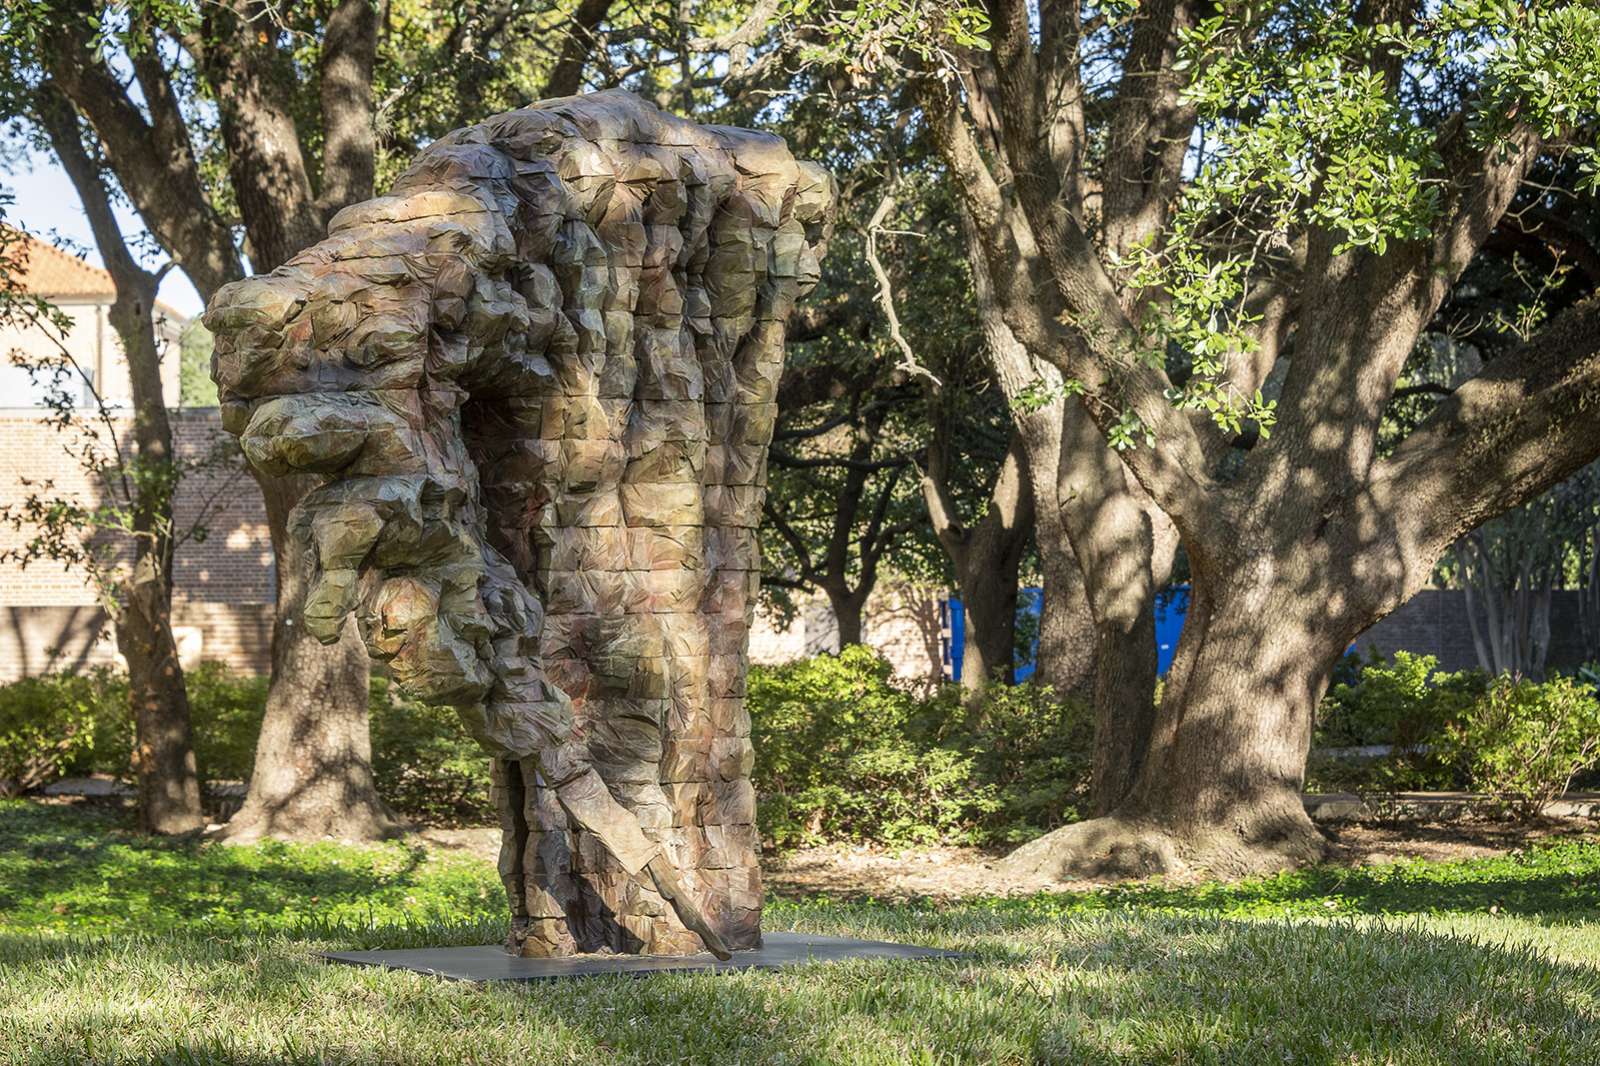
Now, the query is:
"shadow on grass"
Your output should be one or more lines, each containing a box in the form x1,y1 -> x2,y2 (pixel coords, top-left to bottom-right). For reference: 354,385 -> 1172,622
767,831 -> 1600,928
7,912 -> 1597,1065
1084,839 -> 1600,924
0,800 -> 502,936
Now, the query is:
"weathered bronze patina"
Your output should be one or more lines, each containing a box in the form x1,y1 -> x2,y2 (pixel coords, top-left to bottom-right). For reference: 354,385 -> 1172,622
206,90 -> 833,957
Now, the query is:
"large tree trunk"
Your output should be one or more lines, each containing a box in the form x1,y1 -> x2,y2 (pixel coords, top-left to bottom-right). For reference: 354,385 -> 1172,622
922,432 -> 1033,693
1002,563 -> 1335,882
117,567 -> 204,834
827,584 -> 866,648
1004,405 -> 1097,709
219,473 -> 398,843
1088,607 -> 1160,815
194,2 -> 396,842
1053,407 -> 1176,813
1032,519 -> 1097,697
111,290 -> 203,835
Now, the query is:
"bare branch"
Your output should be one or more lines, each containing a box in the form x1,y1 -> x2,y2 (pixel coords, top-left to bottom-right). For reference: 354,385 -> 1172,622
864,192 -> 941,386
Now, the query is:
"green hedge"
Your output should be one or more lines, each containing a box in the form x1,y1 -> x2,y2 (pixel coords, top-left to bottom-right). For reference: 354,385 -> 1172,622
749,646 -> 1091,849
0,650 -> 1093,846
0,669 -> 124,795
22,646 -> 1589,840
1309,652 -> 1486,791
367,678 -> 492,824
0,664 -> 492,824
1439,673 -> 1600,820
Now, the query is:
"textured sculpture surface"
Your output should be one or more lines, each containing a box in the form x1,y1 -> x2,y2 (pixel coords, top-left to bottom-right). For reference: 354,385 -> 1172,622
204,91 -> 833,957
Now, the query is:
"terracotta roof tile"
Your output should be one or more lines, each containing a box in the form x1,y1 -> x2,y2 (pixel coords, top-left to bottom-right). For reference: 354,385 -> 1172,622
2,227 -> 188,323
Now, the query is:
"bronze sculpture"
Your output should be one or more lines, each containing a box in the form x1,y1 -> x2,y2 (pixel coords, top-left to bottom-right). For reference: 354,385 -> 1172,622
205,91 -> 833,958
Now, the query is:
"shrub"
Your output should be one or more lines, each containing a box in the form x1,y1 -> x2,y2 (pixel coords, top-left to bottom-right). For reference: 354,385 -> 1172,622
1440,674 -> 1600,821
1310,652 -> 1484,791
932,681 -> 1093,842
0,663 -> 496,823
748,646 -> 1095,850
748,646 -> 999,849
368,678 -> 493,824
184,661 -> 269,782
0,669 -> 124,795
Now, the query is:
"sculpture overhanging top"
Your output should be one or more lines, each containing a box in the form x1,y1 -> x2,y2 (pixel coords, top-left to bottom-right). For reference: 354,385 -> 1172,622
205,90 -> 834,958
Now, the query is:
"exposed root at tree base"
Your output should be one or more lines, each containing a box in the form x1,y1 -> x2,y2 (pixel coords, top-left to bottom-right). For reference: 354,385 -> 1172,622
212,800 -> 407,845
998,810 -> 1329,885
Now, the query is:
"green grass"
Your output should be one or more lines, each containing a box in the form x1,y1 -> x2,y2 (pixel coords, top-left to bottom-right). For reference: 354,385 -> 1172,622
2,800 -> 1600,1064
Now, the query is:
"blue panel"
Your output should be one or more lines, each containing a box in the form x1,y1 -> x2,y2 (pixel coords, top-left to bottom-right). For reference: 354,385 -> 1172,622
1154,585 -> 1191,676
942,595 -> 965,682
942,587 -> 1044,683
1015,586 -> 1043,681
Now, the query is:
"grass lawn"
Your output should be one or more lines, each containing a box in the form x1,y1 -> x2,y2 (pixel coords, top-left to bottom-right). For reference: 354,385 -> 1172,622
2,801 -> 1600,1064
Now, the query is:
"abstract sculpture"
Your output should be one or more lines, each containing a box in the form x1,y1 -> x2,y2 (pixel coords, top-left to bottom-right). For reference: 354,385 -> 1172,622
205,91 -> 833,958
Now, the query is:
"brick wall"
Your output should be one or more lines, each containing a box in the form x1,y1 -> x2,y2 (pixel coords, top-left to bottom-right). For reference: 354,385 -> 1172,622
0,409 -> 274,679
1354,588 -> 1594,673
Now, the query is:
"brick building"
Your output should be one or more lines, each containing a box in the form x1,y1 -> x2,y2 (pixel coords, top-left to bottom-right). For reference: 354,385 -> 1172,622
0,231 -> 273,680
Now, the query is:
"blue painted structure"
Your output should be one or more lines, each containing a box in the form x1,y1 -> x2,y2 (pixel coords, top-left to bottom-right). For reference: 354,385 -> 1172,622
944,584 -> 1193,682
942,586 -> 1044,683
1154,585 -> 1191,675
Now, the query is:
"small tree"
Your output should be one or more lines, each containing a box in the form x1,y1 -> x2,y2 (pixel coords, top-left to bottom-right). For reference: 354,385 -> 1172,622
0,97 -> 241,832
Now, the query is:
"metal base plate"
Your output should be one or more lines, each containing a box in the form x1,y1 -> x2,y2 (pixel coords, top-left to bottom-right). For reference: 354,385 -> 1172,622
321,932 -> 962,982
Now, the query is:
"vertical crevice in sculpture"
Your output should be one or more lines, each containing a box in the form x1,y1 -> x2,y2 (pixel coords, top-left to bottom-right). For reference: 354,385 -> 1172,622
206,91 -> 833,957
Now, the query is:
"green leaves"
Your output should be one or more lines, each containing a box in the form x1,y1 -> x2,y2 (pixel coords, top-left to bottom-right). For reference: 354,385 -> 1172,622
1436,1 -> 1600,143
783,0 -> 992,76
1107,0 -> 1600,447
1441,673 -> 1600,821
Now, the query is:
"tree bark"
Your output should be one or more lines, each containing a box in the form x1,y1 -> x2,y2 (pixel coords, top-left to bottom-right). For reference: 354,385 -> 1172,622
827,583 -> 866,648
117,564 -> 204,835
920,431 -> 1033,691
1031,505 -> 1097,696
1008,404 -> 1096,697
958,563 -> 1021,689
110,280 -> 203,834
182,5 -> 395,841
40,85 -> 204,834
952,208 -> 1098,698
218,472 -> 400,842
1088,606 -> 1160,816
541,0 -> 616,99
195,3 -> 326,270
316,0 -> 380,217
956,200 -> 1162,785
1003,563 -> 1335,881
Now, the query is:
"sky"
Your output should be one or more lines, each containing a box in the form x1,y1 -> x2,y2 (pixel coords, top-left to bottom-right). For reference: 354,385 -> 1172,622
5,147 -> 205,319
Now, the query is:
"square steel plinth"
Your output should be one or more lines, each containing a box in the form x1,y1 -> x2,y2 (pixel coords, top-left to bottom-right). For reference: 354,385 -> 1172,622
321,932 -> 962,982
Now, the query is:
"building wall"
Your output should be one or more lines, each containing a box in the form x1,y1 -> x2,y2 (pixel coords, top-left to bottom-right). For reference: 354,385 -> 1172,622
1353,588 -> 1594,674
748,582 -> 946,684
0,298 -> 183,411
0,409 -> 274,679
